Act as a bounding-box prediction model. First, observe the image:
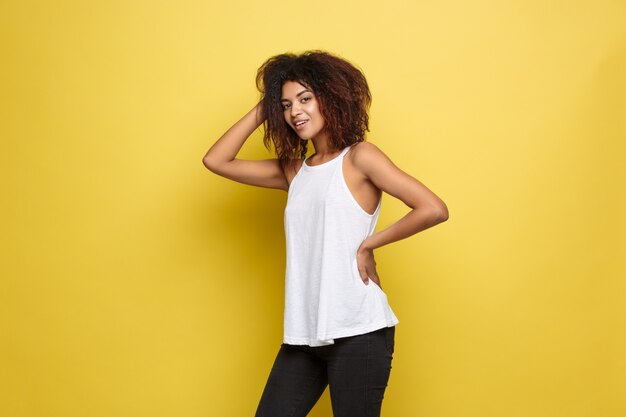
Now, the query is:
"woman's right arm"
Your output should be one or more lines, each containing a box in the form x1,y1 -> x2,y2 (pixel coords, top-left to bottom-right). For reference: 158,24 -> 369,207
202,101 -> 289,191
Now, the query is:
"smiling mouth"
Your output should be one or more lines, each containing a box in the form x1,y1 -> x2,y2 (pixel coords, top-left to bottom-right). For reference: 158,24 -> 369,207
295,120 -> 309,130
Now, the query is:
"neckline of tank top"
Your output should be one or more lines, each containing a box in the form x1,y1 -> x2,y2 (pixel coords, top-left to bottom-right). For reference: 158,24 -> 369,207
302,146 -> 351,169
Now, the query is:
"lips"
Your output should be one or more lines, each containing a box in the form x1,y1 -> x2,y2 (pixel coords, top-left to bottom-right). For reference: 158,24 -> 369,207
294,120 -> 309,130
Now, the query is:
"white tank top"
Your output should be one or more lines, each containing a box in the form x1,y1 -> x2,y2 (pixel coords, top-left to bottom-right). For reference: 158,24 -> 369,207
283,145 -> 399,347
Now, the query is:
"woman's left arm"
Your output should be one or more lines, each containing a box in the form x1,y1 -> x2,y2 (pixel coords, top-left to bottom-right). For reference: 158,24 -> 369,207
354,142 -> 449,286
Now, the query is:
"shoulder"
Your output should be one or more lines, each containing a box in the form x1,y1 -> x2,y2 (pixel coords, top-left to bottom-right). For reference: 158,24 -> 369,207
347,141 -> 394,171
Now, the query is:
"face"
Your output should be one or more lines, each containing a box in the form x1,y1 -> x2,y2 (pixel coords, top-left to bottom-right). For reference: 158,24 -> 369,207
280,80 -> 326,140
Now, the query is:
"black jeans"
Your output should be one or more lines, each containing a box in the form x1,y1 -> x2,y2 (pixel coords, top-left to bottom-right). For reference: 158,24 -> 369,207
255,326 -> 395,417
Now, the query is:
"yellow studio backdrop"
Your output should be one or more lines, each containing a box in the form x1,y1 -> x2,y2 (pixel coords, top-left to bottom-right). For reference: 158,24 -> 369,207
1,0 -> 624,416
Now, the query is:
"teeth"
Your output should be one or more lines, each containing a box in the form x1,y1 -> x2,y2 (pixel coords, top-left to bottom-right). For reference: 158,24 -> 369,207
296,120 -> 307,126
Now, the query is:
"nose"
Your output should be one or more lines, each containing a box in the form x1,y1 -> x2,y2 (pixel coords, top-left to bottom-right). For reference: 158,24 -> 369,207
290,102 -> 302,118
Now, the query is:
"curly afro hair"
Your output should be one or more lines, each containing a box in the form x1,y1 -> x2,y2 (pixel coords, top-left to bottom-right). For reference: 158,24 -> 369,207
256,50 -> 372,168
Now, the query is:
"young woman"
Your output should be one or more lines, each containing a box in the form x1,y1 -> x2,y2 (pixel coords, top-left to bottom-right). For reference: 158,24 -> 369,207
203,50 -> 448,417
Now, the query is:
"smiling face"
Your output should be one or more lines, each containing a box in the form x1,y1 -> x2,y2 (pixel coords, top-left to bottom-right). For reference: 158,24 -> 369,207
280,80 -> 326,141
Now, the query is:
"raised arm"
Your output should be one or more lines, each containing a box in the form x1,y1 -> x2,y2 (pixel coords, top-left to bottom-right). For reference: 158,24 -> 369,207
202,101 -> 289,191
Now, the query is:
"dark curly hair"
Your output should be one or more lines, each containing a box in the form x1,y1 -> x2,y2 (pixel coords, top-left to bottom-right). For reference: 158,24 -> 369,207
255,50 -> 372,168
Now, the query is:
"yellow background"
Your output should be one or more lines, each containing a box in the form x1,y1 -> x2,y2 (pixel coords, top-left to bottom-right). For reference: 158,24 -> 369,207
2,1 -> 625,416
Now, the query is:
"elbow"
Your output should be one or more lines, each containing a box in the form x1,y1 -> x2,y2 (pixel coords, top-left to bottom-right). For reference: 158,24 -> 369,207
202,155 -> 220,174
437,203 -> 449,223
202,149 -> 233,175
430,202 -> 449,225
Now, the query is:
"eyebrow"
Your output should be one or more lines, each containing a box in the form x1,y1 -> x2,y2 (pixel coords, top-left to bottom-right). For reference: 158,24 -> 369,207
280,89 -> 311,102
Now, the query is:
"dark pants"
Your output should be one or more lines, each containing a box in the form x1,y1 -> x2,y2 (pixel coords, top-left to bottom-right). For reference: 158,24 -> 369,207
255,326 -> 395,417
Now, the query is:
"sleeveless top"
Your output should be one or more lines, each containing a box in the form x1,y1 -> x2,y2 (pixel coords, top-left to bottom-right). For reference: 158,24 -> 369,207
283,145 -> 399,347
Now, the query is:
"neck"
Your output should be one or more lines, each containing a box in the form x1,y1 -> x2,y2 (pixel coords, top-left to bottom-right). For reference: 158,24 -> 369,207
310,133 -> 339,156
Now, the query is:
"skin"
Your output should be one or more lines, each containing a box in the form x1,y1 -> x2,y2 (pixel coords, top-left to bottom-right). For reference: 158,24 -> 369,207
203,80 -> 449,288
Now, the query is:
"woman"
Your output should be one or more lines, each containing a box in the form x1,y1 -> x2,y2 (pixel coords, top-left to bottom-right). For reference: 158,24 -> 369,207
203,50 -> 448,417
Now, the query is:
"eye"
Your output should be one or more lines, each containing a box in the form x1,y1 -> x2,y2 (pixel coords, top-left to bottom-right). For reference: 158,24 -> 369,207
282,103 -> 291,110
302,97 -> 310,103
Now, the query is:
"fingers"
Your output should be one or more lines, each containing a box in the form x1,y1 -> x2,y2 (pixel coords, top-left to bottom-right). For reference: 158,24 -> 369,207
356,248 -> 381,287
358,264 -> 381,286
358,264 -> 369,285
